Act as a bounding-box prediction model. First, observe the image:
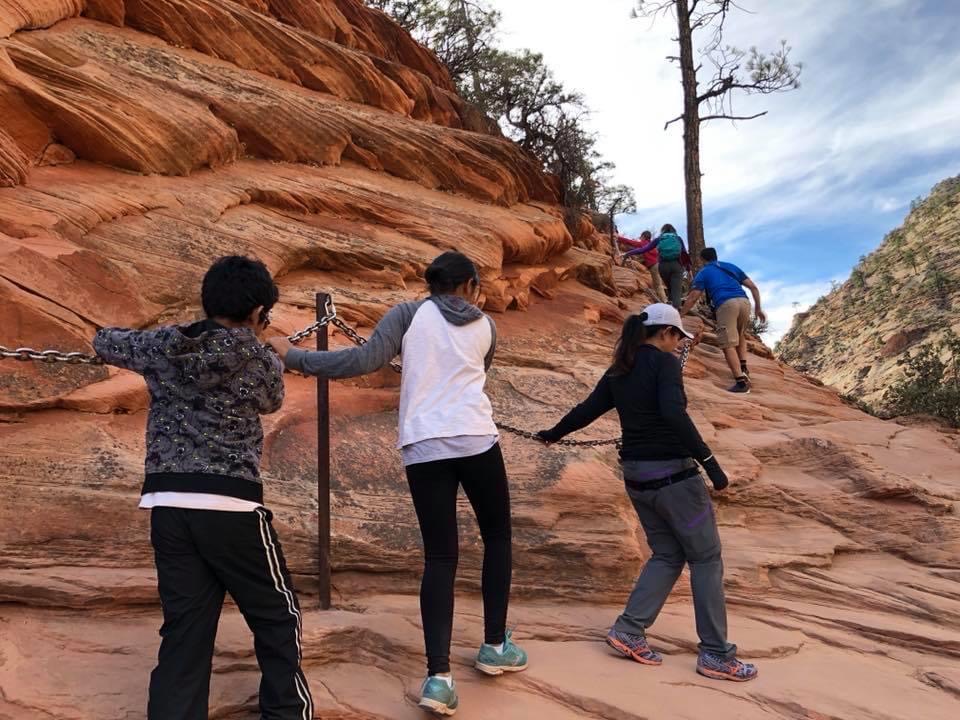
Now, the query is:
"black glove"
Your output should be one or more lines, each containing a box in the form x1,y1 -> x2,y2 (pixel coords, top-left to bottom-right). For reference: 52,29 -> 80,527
700,456 -> 729,491
536,429 -> 561,444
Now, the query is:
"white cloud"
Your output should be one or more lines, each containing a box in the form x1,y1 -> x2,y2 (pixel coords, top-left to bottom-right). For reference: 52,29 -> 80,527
752,275 -> 839,346
488,0 -> 960,253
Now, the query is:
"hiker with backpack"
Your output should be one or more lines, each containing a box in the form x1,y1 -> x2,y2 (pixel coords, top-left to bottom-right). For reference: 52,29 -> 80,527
624,224 -> 691,309
267,251 -> 527,716
93,256 -> 313,720
681,248 -> 766,394
619,230 -> 667,303
535,303 -> 758,683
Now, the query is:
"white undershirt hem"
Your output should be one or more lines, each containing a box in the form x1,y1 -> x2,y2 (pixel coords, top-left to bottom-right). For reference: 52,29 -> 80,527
139,492 -> 263,512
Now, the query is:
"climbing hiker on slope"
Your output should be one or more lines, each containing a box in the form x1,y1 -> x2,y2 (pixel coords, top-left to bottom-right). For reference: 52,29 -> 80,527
93,256 -> 314,720
619,230 -> 667,302
681,247 -> 766,394
535,303 -> 758,683
624,224 -> 691,309
268,251 -> 527,717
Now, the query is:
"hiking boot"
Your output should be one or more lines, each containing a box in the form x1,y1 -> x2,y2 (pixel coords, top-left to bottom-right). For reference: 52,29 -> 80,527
606,629 -> 663,666
475,630 -> 528,676
696,652 -> 758,682
740,362 -> 750,377
418,676 -> 459,716
727,376 -> 751,394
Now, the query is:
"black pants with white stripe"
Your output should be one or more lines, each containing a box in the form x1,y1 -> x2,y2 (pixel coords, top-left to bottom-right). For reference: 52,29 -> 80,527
148,507 -> 313,720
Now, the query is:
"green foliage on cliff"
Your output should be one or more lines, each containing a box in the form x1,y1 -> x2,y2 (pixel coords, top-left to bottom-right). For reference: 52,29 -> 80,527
369,0 -> 632,212
884,330 -> 960,427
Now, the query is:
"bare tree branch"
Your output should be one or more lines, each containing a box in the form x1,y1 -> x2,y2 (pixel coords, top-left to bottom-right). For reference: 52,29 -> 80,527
664,113 -> 685,130
700,111 -> 768,123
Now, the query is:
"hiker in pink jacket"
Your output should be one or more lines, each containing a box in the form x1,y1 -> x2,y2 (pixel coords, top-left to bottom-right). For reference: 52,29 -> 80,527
619,231 -> 667,302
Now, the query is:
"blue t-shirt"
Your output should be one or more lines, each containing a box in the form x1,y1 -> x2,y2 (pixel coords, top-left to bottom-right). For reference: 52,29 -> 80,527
692,261 -> 748,309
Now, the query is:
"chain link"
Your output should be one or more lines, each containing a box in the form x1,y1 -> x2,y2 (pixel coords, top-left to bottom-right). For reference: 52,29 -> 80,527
2,298 -> 694,449
0,345 -> 104,365
494,422 -> 622,448
287,296 -> 336,345
330,316 -> 403,373
0,298 -> 335,366
496,340 -> 692,447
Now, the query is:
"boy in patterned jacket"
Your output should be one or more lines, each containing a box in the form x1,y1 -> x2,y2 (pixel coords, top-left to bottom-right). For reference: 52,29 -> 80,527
94,256 -> 313,720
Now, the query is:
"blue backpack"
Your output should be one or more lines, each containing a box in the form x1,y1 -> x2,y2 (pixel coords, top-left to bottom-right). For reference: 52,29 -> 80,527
658,233 -> 682,261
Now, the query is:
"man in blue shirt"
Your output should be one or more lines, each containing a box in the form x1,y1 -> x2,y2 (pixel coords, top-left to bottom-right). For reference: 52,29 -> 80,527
681,248 -> 766,393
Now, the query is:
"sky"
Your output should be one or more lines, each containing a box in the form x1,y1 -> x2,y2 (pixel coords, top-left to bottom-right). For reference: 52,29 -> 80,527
486,0 -> 960,343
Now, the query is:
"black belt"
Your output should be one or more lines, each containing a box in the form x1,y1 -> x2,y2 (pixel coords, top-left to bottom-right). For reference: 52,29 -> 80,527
625,467 -> 700,492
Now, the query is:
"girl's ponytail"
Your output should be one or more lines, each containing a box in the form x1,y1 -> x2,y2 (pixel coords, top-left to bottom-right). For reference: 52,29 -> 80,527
610,311 -> 671,375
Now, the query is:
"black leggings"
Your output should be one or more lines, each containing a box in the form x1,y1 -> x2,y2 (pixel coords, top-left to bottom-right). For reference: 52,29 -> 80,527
406,443 -> 512,675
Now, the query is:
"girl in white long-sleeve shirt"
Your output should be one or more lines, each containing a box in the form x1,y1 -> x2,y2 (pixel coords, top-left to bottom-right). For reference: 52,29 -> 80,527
270,251 -> 528,716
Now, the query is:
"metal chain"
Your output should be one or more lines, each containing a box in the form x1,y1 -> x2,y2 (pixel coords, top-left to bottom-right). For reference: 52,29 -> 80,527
495,421 -> 622,448
331,316 -> 403,372
2,298 -> 694,449
0,346 -> 104,365
288,296 -> 336,345
496,340 -> 693,447
0,298 -> 337,366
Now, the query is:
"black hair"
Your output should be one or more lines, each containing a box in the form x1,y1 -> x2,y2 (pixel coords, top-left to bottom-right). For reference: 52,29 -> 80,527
201,256 -> 279,322
640,230 -> 653,240
424,251 -> 479,295
701,247 -> 718,262
610,312 -> 676,375
661,223 -> 677,234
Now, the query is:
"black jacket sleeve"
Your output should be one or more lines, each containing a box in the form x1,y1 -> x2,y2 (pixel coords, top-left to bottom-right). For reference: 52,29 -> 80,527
657,354 -> 712,460
542,374 -> 615,442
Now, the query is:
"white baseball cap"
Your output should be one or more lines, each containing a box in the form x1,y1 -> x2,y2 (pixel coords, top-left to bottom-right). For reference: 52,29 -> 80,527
641,303 -> 695,339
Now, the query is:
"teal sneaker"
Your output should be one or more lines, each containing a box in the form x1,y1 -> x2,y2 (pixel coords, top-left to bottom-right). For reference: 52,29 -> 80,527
418,676 -> 458,716
475,630 -> 528,676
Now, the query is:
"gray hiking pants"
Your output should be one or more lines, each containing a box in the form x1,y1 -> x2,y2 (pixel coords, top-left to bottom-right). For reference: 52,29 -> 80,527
613,467 -> 736,658
658,260 -> 685,309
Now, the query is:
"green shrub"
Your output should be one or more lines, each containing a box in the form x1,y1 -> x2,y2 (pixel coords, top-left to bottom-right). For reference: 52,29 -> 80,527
749,315 -> 769,337
883,331 -> 960,426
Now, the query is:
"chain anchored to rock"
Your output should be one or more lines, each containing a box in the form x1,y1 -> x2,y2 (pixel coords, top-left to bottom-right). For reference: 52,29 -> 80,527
328,315 -> 403,373
287,295 -> 338,345
0,297 -> 343,366
2,296 -> 692,448
0,347 -> 105,364
493,344 -> 690,448
494,422 -> 623,448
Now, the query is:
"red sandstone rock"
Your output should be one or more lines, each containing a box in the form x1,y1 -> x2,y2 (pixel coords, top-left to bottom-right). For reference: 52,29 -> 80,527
0,3 -> 958,719
0,0 -> 82,37
37,141 -> 74,166
0,126 -> 28,185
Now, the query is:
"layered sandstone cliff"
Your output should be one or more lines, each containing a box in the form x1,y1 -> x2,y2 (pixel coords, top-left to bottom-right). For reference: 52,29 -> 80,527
1,3 -> 959,719
778,175 -> 960,409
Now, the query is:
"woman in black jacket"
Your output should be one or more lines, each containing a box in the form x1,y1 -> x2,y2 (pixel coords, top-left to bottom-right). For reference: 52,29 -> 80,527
537,303 -> 757,682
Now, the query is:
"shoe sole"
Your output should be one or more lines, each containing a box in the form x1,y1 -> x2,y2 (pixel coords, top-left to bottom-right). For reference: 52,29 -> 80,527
419,697 -> 458,716
474,660 -> 529,676
605,636 -> 663,666
696,665 -> 758,682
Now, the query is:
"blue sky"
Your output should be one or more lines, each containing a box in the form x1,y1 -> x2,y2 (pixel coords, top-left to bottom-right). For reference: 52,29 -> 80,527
488,0 -> 960,341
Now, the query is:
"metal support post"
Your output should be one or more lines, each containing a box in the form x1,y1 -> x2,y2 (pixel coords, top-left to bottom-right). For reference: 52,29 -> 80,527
316,293 -> 331,610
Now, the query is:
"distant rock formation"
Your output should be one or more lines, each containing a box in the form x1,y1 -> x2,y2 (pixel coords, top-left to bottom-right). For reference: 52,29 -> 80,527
778,175 -> 960,408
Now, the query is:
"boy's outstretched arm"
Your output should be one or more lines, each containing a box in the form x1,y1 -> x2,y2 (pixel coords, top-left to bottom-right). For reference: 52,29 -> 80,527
93,328 -> 159,374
